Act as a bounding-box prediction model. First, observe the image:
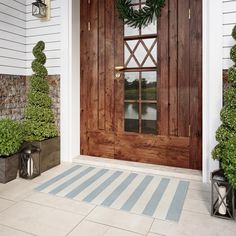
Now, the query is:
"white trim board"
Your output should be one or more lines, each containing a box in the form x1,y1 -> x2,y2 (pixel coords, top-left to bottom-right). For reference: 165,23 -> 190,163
202,0 -> 221,182
61,0 -> 222,183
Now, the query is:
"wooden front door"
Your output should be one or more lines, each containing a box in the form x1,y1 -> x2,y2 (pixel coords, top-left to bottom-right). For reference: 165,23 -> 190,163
80,0 -> 202,170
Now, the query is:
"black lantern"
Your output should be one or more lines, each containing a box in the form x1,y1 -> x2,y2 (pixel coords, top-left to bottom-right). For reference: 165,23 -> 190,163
32,0 -> 47,18
20,145 -> 41,179
211,169 -> 235,220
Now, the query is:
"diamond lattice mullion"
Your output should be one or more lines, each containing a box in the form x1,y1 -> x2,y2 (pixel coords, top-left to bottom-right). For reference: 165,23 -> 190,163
126,40 -> 142,67
149,39 -> 158,66
139,38 -> 157,67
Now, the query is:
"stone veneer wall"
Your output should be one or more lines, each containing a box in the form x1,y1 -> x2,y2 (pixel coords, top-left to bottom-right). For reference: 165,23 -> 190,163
0,74 -> 60,130
0,75 -> 26,121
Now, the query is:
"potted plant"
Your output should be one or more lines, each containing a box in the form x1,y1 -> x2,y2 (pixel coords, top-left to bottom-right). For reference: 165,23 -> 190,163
212,25 -> 236,215
24,41 -> 60,173
0,119 -> 23,183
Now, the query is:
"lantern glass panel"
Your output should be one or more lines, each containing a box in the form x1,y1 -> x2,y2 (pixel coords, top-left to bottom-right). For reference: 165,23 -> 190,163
20,145 -> 41,179
32,4 -> 40,16
39,3 -> 46,17
32,1 -> 47,18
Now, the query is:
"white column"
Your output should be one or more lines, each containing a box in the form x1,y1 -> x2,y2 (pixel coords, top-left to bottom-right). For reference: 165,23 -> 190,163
60,0 -> 81,162
202,0 -> 222,182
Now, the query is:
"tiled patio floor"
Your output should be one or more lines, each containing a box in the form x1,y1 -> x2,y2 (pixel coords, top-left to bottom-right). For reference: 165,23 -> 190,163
0,160 -> 235,236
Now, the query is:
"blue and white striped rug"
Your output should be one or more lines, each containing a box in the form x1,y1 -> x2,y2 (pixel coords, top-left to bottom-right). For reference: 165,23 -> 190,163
35,164 -> 189,222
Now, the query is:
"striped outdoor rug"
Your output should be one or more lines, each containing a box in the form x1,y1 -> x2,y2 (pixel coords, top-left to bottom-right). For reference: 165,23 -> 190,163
35,164 -> 189,222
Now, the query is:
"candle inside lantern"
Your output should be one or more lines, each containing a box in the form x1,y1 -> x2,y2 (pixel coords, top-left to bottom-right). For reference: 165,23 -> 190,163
218,185 -> 227,215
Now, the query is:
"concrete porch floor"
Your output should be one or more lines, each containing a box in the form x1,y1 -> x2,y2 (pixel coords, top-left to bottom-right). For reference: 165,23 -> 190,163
0,158 -> 235,236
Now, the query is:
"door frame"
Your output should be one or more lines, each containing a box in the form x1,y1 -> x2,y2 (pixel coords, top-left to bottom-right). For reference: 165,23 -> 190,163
60,0 -> 222,182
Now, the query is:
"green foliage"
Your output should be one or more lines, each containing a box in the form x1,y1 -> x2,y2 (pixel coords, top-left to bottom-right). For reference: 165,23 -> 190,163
25,106 -> 55,123
24,41 -> 58,142
213,25 -> 236,189
212,143 -> 224,160
24,121 -> 58,142
28,92 -> 52,108
116,0 -> 165,28
220,106 -> 236,130
33,41 -> 46,64
31,60 -> 48,78
230,45 -> 236,63
221,137 -> 236,189
30,75 -> 49,93
224,87 -> 236,108
0,119 -> 23,157
215,125 -> 236,143
232,25 -> 236,41
228,66 -> 236,86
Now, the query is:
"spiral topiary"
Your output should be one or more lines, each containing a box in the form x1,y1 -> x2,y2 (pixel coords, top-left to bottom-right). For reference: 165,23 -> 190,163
24,41 -> 58,142
212,25 -> 236,189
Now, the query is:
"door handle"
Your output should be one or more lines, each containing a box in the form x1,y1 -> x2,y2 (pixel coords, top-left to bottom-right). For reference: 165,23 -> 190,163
115,66 -> 124,78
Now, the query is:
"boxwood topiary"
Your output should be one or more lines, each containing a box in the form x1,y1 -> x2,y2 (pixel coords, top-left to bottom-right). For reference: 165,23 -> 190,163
232,25 -> 236,41
212,25 -> 236,189
24,41 -> 58,142
230,45 -> 236,63
0,119 -> 23,157
221,137 -> 236,189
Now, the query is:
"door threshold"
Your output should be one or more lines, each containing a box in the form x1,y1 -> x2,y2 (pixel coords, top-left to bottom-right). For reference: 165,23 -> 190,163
73,155 -> 202,181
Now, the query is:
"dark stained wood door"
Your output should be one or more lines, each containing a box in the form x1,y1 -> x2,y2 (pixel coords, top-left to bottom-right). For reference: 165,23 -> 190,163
80,0 -> 202,170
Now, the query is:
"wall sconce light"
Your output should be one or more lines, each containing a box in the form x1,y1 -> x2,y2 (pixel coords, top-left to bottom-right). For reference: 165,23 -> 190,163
32,0 -> 51,20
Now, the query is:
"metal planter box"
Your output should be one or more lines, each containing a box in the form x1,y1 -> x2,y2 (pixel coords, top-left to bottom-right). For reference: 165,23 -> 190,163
0,154 -> 19,183
32,137 -> 60,173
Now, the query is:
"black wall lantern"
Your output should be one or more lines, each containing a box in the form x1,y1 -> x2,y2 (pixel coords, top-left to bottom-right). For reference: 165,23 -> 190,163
32,0 -> 50,20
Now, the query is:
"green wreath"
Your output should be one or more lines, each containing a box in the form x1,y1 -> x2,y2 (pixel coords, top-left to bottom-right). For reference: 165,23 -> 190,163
117,0 -> 165,29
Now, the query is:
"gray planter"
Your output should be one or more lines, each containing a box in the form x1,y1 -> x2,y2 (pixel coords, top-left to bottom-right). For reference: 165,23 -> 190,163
0,154 -> 19,183
32,137 -> 60,173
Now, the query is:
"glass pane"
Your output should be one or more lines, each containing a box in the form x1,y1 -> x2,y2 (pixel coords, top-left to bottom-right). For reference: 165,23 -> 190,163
151,42 -> 157,60
125,72 -> 139,100
142,21 -> 157,35
143,38 -> 155,48
134,41 -> 146,65
141,103 -> 157,134
127,58 -> 139,68
127,40 -> 139,50
141,72 -> 157,100
143,57 -> 156,67
124,4 -> 139,36
125,24 -> 139,37
125,103 -> 139,132
131,0 -> 139,4
125,40 -> 139,67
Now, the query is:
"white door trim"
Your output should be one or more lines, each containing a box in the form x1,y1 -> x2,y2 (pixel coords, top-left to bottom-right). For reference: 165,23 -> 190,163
202,0 -> 222,182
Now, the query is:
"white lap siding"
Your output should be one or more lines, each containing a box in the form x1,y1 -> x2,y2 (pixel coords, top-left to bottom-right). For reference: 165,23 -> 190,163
223,0 -> 236,69
0,0 -> 26,75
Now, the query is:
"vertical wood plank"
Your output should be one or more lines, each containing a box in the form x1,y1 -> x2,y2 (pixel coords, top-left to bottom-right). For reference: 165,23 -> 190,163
98,0 -> 105,130
114,4 -> 124,133
105,0 -> 115,131
158,0 -> 169,135
87,0 -> 98,131
189,0 -> 202,169
80,0 -> 89,154
169,0 -> 178,136
178,0 -> 190,137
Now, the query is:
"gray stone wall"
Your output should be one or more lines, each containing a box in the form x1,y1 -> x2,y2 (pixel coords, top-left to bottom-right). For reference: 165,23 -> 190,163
0,75 -> 26,121
47,75 -> 60,129
0,74 -> 60,130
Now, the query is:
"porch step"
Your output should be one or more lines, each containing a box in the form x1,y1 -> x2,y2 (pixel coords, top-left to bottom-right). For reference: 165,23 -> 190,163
73,156 -> 202,181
